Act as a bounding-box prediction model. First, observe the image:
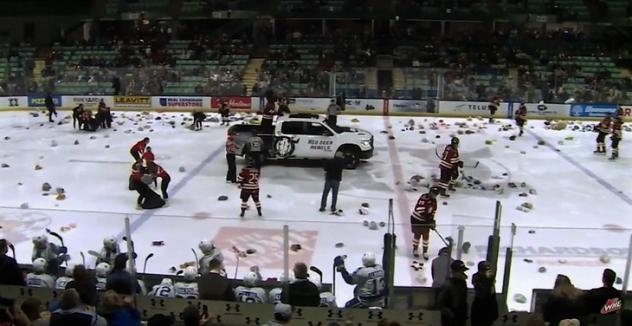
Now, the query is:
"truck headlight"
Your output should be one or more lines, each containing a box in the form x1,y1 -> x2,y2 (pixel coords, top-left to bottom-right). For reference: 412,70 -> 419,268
361,140 -> 371,148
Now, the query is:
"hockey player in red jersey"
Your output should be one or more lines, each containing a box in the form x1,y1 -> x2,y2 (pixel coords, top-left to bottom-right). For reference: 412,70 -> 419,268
438,137 -> 462,197
148,162 -> 171,199
142,146 -> 155,166
411,186 -> 440,259
515,103 -> 527,136
610,116 -> 623,160
594,116 -> 612,154
130,137 -> 150,162
238,164 -> 262,217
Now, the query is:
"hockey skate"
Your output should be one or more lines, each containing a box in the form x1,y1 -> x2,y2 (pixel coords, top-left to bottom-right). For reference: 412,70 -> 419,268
422,252 -> 429,260
448,184 -> 457,192
440,190 -> 450,198
412,248 -> 419,258
257,208 -> 262,217
609,152 -> 618,160
240,209 -> 245,218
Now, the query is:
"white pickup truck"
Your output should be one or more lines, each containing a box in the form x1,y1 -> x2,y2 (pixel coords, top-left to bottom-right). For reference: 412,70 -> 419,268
227,114 -> 374,168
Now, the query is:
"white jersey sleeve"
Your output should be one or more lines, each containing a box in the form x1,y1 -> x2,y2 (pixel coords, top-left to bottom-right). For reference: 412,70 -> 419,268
268,287 -> 283,304
26,273 -> 56,288
149,283 -> 175,298
55,276 -> 73,290
235,286 -> 267,303
174,282 -> 199,299
351,265 -> 385,300
96,277 -> 107,291
198,251 -> 224,274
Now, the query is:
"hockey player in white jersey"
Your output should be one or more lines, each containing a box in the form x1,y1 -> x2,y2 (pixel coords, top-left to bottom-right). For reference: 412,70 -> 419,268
174,266 -> 199,299
98,236 -> 121,265
95,262 -> 111,291
149,278 -> 175,298
26,258 -> 56,288
55,264 -> 76,290
335,252 -> 385,308
198,240 -> 223,275
31,235 -> 67,275
235,271 -> 267,303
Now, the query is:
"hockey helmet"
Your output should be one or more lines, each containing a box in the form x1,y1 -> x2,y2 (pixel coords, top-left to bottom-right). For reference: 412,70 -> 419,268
32,235 -> 48,246
198,240 -> 215,254
429,186 -> 441,196
183,266 -> 198,281
65,264 -> 76,277
451,137 -> 460,146
32,258 -> 48,273
103,236 -> 117,249
96,262 -> 112,277
160,278 -> 173,285
362,252 -> 376,267
243,271 -> 260,287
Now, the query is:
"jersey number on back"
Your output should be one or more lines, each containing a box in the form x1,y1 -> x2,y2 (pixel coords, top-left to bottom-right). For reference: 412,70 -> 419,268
370,277 -> 385,295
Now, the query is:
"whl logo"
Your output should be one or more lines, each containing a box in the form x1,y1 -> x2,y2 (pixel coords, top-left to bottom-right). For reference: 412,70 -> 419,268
600,297 -> 621,314
9,98 -> 18,106
537,104 -> 547,111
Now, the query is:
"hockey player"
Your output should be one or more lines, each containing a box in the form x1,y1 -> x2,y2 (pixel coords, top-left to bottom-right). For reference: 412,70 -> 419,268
26,258 -> 56,288
320,292 -> 336,308
32,235 -> 67,275
96,105 -> 112,129
269,273 -> 293,304
149,278 -> 176,298
130,137 -> 150,162
488,96 -> 501,123
132,167 -> 165,210
72,104 -> 85,129
198,240 -> 224,275
192,110 -> 207,131
142,146 -> 155,166
235,271 -> 267,303
238,164 -> 262,217
148,162 -> 171,199
594,116 -> 612,154
334,252 -> 385,308
411,187 -> 440,260
45,93 -> 57,123
610,116 -> 623,160
175,266 -> 199,299
261,91 -> 276,129
98,236 -> 121,265
55,264 -> 75,290
219,100 -> 231,126
277,97 -> 291,117
437,137 -> 462,197
515,102 -> 527,136
95,262 -> 111,291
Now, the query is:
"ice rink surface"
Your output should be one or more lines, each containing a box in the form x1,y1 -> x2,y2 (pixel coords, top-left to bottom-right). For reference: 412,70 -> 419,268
0,110 -> 630,311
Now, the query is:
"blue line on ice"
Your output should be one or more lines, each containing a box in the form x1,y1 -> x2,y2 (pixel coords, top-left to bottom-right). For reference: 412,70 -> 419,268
116,145 -> 225,239
526,129 -> 632,205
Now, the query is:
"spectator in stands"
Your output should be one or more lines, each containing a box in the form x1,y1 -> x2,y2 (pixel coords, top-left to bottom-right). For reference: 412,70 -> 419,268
106,253 -> 140,295
50,289 -> 107,326
181,304 -> 210,326
147,314 -> 175,326
543,274 -> 585,326
263,303 -> 293,326
470,261 -> 498,326
198,258 -> 235,301
584,268 -> 622,315
98,290 -> 141,326
21,297 -> 48,326
66,264 -> 98,307
437,260 -> 469,326
0,239 -> 25,286
281,262 -> 320,307
431,247 -> 452,289
0,298 -> 31,326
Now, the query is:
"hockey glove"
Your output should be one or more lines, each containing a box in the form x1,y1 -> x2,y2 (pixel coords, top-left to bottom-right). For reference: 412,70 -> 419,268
429,222 -> 436,230
58,246 -> 68,254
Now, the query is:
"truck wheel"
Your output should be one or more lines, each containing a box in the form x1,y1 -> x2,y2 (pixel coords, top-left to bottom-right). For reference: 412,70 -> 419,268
338,148 -> 360,169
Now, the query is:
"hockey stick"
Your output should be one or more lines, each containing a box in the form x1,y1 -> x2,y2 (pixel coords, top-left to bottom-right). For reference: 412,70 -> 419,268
432,228 -> 450,247
332,261 -> 336,297
232,246 -> 241,279
45,228 -> 65,246
9,243 -> 15,260
310,266 -> 323,285
80,252 -> 86,266
87,250 -> 104,260
142,253 -> 154,274
191,248 -> 199,271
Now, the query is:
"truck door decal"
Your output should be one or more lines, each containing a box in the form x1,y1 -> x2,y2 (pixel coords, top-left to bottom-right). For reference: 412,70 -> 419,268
274,137 -> 296,158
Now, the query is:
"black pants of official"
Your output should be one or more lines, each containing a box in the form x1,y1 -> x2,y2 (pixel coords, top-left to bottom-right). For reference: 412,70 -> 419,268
226,153 -> 236,182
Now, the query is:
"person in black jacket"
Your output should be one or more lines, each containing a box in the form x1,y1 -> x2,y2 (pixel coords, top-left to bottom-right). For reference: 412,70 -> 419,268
281,262 -> 320,307
584,268 -> 622,315
319,153 -> 344,213
105,253 -> 141,295
437,260 -> 469,326
198,258 -> 234,301
470,261 -> 498,326
66,264 -> 98,307
0,239 -> 24,286
543,274 -> 586,326
45,93 -> 58,123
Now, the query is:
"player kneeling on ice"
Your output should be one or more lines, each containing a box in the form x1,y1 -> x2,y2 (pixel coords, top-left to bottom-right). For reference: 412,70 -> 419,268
130,164 -> 165,210
411,187 -> 440,260
149,278 -> 175,298
175,266 -> 199,299
334,252 -> 385,308
26,258 -> 56,288
96,262 -> 111,291
55,264 -> 76,290
147,162 -> 171,200
32,235 -> 68,275
238,164 -> 262,217
235,269 -> 267,303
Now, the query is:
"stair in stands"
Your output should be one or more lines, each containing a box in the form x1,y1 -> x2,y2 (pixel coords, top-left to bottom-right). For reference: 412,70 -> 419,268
33,60 -> 45,81
242,58 -> 265,96
392,68 -> 405,93
365,67 -> 378,95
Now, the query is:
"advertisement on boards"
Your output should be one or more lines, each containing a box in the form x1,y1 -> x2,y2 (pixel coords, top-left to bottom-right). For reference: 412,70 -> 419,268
389,100 -> 434,113
570,104 -> 619,117
439,100 -> 510,117
62,96 -> 114,109
286,98 -> 330,112
28,95 -> 62,107
343,99 -> 383,114
154,96 -> 206,109
616,106 -> 631,117
510,102 -> 570,118
114,96 -> 151,108
211,96 -> 252,111
0,96 -> 28,108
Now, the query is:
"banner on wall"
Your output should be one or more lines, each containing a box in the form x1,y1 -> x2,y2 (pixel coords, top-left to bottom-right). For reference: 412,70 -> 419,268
62,96 -> 114,109
0,96 -> 28,108
439,100 -> 509,116
114,96 -> 151,108
617,106 -> 631,117
570,104 -> 618,117
211,96 -> 251,110
28,95 -> 62,107
343,99 -> 383,114
510,103 -> 570,118
153,96 -> 206,109
388,100 -> 434,113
